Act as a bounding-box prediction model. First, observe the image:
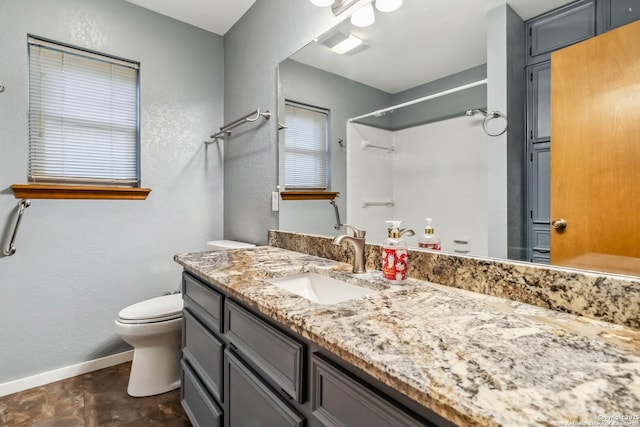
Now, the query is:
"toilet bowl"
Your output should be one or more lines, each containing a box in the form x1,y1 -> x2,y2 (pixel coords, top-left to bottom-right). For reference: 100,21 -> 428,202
114,293 -> 183,397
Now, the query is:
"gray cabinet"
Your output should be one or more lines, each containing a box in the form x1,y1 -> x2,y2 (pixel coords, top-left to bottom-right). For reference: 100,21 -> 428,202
311,354 -> 432,427
224,300 -> 304,403
524,0 -> 594,262
524,0 -> 640,262
599,0 -> 640,31
182,309 -> 225,403
180,271 -> 455,427
225,349 -> 305,427
181,361 -> 223,427
183,272 -> 224,334
526,0 -> 596,65
528,63 -> 551,143
526,61 -> 551,263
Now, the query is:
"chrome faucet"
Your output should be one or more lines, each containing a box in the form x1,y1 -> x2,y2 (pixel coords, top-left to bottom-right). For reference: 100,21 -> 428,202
332,224 -> 367,274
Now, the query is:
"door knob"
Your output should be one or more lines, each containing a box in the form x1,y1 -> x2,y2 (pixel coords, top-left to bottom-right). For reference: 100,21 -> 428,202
551,218 -> 567,231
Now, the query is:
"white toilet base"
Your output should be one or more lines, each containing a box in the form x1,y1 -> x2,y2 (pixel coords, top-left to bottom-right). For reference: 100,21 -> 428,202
114,317 -> 183,397
127,344 -> 182,397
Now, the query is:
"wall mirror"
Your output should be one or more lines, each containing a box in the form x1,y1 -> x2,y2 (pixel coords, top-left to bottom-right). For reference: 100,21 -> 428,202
277,0 -> 640,278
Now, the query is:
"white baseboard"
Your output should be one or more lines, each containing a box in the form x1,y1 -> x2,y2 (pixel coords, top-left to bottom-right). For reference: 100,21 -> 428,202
0,350 -> 134,398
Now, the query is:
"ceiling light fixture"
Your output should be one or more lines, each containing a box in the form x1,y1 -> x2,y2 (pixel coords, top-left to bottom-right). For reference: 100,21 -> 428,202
310,0 -> 335,6
350,2 -> 375,27
330,35 -> 364,54
374,0 -> 402,12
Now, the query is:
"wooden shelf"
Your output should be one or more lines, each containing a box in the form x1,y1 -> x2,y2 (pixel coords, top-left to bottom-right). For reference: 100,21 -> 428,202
280,191 -> 339,201
11,184 -> 151,200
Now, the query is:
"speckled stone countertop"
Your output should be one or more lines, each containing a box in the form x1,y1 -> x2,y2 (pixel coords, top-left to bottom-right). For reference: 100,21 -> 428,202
174,246 -> 640,427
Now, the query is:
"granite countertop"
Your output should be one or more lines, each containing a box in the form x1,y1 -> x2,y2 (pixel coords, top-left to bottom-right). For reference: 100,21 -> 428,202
174,246 -> 640,427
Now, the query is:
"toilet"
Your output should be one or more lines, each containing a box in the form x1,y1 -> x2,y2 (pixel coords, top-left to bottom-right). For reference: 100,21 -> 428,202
114,240 -> 254,397
115,293 -> 183,397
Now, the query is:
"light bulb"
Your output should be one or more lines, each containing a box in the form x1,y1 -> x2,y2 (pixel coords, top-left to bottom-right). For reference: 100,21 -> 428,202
351,2 -> 375,27
375,0 -> 402,12
310,0 -> 334,6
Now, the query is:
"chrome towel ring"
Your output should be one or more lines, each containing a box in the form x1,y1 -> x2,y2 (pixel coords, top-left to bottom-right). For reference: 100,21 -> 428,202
483,111 -> 508,136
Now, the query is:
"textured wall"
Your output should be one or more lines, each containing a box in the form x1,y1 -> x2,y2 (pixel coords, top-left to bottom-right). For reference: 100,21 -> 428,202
0,0 -> 224,383
223,0 -> 338,245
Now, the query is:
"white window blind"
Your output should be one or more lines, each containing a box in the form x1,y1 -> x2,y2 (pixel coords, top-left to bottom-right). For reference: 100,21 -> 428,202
28,36 -> 140,186
284,101 -> 329,189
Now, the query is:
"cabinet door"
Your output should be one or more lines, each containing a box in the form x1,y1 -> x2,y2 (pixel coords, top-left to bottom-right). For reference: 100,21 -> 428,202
526,0 -> 595,65
224,350 -> 304,427
181,361 -> 223,427
311,354 -> 437,427
183,309 -> 225,403
601,0 -> 640,31
182,272 -> 224,333
528,143 -> 551,262
224,300 -> 304,403
527,62 -> 551,143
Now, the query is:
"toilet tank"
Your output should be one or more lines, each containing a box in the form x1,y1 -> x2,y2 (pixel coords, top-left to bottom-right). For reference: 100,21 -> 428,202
206,240 -> 255,251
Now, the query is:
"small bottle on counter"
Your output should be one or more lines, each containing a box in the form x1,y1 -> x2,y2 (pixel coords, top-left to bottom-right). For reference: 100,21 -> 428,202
418,218 -> 441,251
382,220 -> 408,284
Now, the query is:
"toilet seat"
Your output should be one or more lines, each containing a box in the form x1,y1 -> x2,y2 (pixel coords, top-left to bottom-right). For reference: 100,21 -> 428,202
118,293 -> 183,324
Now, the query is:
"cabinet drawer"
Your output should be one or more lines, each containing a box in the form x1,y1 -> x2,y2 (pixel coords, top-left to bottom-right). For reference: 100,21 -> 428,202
224,300 -> 304,403
312,354 -> 434,427
526,0 -> 595,65
182,272 -> 223,333
183,309 -> 224,403
602,0 -> 640,31
225,350 -> 304,427
181,361 -> 223,427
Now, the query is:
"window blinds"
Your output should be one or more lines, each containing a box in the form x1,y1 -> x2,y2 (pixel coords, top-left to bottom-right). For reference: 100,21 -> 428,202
28,37 -> 140,186
284,102 -> 329,189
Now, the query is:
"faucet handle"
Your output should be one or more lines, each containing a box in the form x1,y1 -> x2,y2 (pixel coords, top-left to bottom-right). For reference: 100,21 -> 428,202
343,224 -> 366,238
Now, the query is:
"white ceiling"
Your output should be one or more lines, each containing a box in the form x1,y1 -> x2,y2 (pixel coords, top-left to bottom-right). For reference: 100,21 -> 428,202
123,0 -> 256,35
122,0 -> 575,93
291,0 -> 575,94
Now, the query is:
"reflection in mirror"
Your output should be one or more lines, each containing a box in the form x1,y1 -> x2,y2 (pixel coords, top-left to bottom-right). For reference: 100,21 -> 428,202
277,0 -> 640,278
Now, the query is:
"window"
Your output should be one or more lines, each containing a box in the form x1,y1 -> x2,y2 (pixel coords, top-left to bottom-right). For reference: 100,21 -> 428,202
28,36 -> 140,187
283,101 -> 329,190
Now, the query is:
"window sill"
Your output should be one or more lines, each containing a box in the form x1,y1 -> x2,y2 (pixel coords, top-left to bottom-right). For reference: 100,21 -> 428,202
280,191 -> 339,201
11,184 -> 151,200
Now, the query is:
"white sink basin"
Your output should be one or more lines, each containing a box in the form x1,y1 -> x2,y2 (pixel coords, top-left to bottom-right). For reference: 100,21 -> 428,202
267,272 -> 375,305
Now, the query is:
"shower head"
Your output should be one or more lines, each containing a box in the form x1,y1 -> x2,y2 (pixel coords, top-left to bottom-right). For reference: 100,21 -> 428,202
465,108 -> 487,117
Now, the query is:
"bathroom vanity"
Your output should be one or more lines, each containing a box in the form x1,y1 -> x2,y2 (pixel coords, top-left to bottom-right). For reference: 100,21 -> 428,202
175,243 -> 640,426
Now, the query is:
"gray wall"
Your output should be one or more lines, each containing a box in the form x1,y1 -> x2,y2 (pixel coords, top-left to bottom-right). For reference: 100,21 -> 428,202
487,4 -> 526,260
0,0 -> 224,383
390,64 -> 487,130
223,0 -> 338,244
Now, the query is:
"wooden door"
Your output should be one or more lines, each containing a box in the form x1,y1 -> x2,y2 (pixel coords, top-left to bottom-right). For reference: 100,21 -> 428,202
550,19 -> 640,276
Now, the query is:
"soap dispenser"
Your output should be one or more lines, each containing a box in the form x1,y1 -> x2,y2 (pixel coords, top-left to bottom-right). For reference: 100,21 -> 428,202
382,220 -> 408,284
418,218 -> 441,251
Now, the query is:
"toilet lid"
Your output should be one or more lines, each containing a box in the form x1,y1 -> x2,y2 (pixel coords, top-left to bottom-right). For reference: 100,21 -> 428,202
118,294 -> 183,324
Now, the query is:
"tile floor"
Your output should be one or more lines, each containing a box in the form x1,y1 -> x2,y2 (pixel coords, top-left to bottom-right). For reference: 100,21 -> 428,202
0,362 -> 191,427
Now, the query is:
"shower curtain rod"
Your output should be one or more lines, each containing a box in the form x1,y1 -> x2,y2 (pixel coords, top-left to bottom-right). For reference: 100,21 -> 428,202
348,79 -> 488,123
